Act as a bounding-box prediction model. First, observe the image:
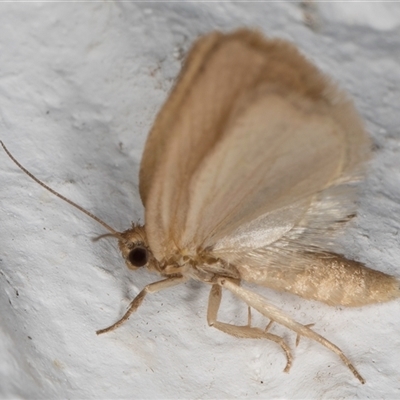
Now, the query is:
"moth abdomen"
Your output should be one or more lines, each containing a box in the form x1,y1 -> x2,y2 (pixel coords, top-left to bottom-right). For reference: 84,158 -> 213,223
304,254 -> 400,306
237,253 -> 399,307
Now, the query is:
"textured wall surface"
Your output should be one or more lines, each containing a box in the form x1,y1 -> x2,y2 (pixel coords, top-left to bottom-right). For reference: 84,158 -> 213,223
1,2 -> 400,398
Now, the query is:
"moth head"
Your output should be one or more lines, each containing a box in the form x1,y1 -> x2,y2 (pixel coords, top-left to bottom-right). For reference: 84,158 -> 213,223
118,224 -> 156,271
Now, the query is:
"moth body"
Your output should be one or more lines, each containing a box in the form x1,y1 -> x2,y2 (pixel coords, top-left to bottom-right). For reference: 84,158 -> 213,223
120,225 -> 400,307
108,29 -> 400,383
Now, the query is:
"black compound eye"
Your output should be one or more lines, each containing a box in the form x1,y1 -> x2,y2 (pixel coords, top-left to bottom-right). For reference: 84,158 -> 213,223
128,246 -> 148,267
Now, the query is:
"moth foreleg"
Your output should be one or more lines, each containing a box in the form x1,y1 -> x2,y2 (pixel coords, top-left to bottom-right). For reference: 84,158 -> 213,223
217,277 -> 365,384
207,284 -> 292,372
97,276 -> 187,335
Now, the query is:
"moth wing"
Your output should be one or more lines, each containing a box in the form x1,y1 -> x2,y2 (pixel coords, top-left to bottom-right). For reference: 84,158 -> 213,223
142,30 -> 277,258
141,29 -> 369,260
181,91 -> 368,251
139,30 -> 224,206
211,182 -> 361,269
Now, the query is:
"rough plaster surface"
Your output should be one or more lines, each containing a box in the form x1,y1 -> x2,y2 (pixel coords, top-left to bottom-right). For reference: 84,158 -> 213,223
1,2 -> 400,399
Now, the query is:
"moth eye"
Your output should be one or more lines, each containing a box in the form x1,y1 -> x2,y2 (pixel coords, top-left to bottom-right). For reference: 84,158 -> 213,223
128,246 -> 148,267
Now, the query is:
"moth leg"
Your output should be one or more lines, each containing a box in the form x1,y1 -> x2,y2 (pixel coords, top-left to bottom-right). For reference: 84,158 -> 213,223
265,320 -> 274,332
296,323 -> 315,347
217,278 -> 365,384
207,284 -> 292,373
96,276 -> 188,335
248,307 -> 276,335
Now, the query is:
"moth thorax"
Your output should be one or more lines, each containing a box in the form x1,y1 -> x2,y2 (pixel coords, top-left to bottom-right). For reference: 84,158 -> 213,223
193,255 -> 241,283
161,253 -> 196,276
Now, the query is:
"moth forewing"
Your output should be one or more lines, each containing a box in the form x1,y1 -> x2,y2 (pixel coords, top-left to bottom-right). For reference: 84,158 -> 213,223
181,94 -> 348,249
141,29 -> 371,260
138,30 -> 224,205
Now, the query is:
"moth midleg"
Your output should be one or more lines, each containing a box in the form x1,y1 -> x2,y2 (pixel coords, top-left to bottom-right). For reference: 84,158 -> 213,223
217,278 -> 365,384
207,284 -> 292,372
97,276 -> 188,335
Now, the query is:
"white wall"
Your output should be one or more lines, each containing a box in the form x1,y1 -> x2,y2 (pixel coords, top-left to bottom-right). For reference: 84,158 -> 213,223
1,2 -> 400,398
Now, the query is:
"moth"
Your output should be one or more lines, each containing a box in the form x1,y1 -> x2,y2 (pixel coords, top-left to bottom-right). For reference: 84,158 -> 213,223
2,29 -> 399,384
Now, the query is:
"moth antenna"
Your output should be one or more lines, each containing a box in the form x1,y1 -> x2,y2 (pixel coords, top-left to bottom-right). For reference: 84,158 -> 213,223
92,233 -> 118,242
1,140 -> 121,238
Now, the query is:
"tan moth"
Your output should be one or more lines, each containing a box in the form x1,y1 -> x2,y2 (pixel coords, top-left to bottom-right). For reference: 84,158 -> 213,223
2,29 -> 400,384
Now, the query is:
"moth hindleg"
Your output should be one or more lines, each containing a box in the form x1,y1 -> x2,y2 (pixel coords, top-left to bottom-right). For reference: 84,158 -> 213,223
217,277 -> 365,384
207,284 -> 292,372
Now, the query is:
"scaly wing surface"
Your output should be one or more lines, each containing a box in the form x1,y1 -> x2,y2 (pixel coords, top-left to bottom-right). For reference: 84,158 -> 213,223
140,30 -> 369,260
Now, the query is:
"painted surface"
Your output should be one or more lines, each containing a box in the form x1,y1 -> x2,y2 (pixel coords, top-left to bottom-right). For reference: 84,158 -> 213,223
1,3 -> 400,398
